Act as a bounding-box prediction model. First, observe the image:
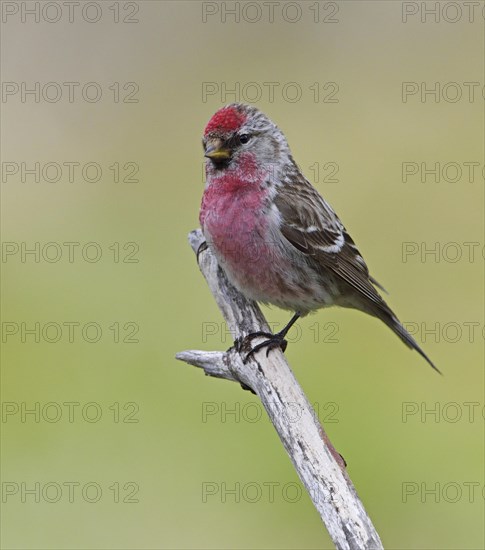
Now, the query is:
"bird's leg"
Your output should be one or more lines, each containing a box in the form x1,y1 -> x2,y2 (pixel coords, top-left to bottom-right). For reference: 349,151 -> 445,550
240,312 -> 301,362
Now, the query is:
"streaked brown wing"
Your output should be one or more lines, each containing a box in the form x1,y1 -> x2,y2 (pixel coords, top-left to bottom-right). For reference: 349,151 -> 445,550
275,181 -> 385,308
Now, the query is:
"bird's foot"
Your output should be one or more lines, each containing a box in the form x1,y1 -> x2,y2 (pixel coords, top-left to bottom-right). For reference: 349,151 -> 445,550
196,240 -> 208,262
234,331 -> 288,363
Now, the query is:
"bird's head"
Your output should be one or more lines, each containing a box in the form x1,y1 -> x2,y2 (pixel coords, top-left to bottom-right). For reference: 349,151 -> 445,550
202,104 -> 289,172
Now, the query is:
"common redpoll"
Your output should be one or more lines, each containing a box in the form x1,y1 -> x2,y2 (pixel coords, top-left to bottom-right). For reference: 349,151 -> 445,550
199,103 -> 439,373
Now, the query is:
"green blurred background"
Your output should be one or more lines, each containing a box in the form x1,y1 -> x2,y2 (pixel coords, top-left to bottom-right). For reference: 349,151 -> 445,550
1,1 -> 483,548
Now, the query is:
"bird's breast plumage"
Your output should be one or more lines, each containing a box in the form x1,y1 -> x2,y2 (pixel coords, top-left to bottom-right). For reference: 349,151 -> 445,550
200,171 -> 338,313
200,171 -> 275,290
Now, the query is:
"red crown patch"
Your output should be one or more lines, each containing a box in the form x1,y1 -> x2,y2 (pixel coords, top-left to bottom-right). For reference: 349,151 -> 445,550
204,106 -> 246,136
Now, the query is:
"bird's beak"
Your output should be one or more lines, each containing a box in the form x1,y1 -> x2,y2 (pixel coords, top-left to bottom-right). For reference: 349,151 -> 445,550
204,138 -> 232,161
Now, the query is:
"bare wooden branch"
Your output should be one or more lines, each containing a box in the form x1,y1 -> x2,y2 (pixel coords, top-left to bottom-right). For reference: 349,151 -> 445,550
176,229 -> 384,550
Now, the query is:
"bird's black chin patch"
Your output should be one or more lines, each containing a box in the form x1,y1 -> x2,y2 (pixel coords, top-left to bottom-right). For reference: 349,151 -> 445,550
210,158 -> 231,170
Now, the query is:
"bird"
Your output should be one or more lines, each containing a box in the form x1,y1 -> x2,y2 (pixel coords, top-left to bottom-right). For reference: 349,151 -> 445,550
199,103 -> 439,373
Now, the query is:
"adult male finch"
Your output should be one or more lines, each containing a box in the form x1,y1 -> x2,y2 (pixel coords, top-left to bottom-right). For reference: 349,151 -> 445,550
199,103 -> 439,373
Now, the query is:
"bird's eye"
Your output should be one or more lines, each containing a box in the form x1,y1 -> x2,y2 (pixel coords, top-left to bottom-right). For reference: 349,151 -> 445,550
239,134 -> 251,144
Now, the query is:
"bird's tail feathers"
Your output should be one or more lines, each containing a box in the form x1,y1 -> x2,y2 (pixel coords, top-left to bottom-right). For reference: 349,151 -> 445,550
374,306 -> 441,374
369,275 -> 388,295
